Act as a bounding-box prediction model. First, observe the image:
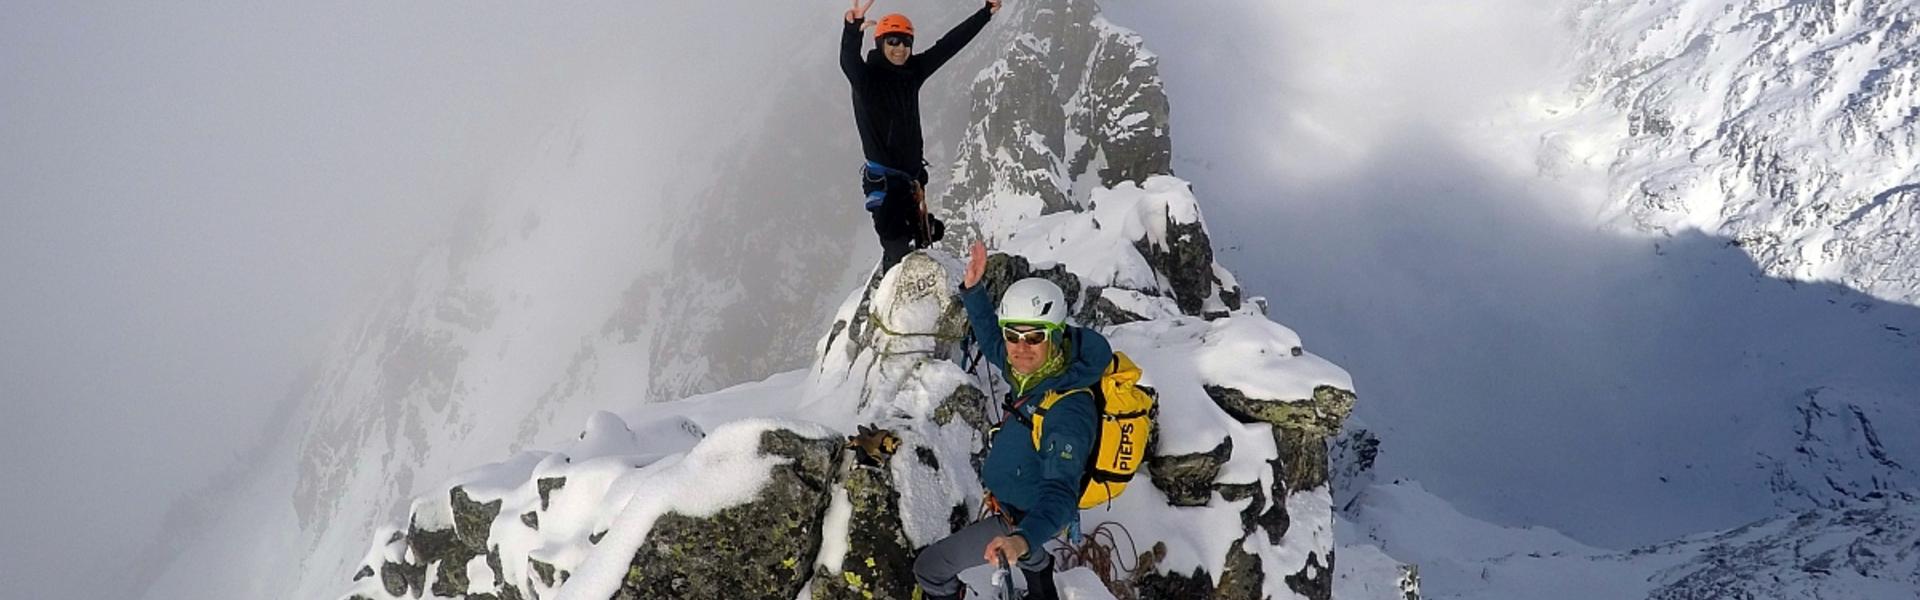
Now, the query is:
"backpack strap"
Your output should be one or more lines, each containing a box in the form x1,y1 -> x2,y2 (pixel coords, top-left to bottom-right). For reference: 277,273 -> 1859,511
1030,388 -> 1095,426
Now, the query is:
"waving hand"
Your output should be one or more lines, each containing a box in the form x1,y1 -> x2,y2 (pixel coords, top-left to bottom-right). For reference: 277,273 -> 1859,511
845,0 -> 877,24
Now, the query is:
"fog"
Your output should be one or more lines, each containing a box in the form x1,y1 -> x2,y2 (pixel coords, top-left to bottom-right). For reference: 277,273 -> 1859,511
0,2 -> 840,598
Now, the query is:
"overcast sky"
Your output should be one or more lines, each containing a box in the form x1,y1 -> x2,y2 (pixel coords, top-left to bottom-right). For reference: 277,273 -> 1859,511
0,2 -> 676,596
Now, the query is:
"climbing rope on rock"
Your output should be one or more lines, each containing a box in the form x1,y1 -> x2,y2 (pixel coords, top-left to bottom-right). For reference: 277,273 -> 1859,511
1050,521 -> 1142,600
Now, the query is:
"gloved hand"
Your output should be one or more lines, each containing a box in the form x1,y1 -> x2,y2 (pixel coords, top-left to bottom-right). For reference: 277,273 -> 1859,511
846,424 -> 901,467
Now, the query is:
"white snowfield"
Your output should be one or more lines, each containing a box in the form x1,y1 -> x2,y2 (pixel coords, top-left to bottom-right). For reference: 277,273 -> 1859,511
338,176 -> 1369,600
1343,481 -> 1920,600
1549,0 -> 1920,305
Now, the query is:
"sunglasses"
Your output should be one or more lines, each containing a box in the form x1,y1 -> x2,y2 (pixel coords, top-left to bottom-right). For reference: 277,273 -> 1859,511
882,35 -> 914,48
1002,326 -> 1050,346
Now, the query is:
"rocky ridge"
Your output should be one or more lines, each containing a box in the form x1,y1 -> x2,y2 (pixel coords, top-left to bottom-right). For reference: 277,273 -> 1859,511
336,1 -> 1379,599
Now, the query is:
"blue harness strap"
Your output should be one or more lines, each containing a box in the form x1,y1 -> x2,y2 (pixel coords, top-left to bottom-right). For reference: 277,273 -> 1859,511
862,160 -> 916,211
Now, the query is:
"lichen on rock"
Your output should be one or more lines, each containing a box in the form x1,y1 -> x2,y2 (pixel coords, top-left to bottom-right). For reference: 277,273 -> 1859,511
613,429 -> 839,600
1146,436 -> 1233,506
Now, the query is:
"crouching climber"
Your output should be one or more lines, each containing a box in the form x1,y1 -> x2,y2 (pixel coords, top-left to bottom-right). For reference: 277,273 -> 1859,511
911,241 -> 1112,600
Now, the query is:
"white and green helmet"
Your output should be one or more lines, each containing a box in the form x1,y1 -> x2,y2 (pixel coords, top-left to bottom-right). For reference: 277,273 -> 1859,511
997,277 -> 1068,330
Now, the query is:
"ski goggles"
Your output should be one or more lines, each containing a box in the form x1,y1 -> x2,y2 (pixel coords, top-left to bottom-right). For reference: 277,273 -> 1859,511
881,34 -> 914,48
1001,325 -> 1051,346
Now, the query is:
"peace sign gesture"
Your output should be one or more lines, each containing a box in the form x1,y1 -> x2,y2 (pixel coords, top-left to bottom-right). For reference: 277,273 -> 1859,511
845,0 -> 877,24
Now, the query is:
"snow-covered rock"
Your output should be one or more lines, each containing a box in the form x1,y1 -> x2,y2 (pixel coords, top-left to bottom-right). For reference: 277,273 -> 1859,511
333,2 -> 1370,599
1552,0 -> 1920,305
945,0 -> 1175,231
339,170 -> 1362,600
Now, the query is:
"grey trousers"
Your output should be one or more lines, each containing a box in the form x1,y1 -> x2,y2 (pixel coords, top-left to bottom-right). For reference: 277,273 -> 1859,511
912,516 -> 1053,597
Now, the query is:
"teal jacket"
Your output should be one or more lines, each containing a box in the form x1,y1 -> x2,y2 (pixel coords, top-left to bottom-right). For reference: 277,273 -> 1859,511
961,283 -> 1112,542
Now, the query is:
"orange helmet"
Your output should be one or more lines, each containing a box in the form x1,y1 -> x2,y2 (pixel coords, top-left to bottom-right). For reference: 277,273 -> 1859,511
873,13 -> 914,40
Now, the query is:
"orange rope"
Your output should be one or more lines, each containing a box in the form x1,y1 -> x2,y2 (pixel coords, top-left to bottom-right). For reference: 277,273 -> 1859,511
980,493 -> 1018,529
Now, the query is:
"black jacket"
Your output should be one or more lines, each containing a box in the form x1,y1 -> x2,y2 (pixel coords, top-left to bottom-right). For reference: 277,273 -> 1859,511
841,6 -> 993,176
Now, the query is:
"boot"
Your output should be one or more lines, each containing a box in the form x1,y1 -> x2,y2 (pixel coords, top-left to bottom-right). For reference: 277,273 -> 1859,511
916,589 -> 960,600
1020,567 -> 1059,600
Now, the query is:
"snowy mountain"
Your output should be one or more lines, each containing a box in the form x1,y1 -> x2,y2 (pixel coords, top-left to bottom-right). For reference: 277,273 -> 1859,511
1302,1 -> 1920,596
318,0 -> 1403,596
1341,482 -> 1920,599
115,2 -> 1920,599
186,1 -> 1393,599
336,175 -> 1366,600
1549,0 -> 1920,305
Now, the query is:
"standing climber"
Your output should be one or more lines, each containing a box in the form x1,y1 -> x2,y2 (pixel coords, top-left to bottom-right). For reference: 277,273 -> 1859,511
841,0 -> 1001,273
911,240 -> 1111,600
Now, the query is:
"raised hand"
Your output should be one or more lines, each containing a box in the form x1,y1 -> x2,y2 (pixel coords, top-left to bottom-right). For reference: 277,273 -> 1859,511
986,0 -> 1002,14
846,0 -> 877,23
964,240 -> 987,289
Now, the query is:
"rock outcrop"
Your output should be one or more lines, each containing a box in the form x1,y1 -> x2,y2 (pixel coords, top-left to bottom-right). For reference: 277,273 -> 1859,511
613,431 -> 839,600
337,2 -> 1365,600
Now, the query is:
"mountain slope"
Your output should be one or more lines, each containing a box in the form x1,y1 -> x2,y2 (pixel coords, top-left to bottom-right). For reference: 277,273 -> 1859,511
1552,0 -> 1920,305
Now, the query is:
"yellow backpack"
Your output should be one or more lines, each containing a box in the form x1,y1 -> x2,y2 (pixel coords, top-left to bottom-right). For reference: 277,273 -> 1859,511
1030,351 -> 1156,509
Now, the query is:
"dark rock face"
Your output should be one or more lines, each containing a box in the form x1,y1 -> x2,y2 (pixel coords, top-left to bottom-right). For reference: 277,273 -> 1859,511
1133,214 -> 1239,317
529,558 -> 558,587
1216,481 -> 1269,537
1331,426 -> 1380,511
1257,456 -> 1292,546
1131,539 -> 1266,600
1133,541 -> 1215,600
398,487 -> 500,597
950,39 -> 1074,215
372,485 -> 525,600
811,464 -> 917,600
1072,20 -> 1172,189
1087,291 -> 1151,326
1284,551 -> 1333,600
1205,385 -> 1355,494
932,383 -> 992,476
945,0 -> 1176,239
452,487 -> 503,550
1146,437 -> 1233,506
931,382 -> 989,432
379,560 -> 411,597
614,430 -> 839,600
536,477 -> 566,511
1213,540 -> 1267,600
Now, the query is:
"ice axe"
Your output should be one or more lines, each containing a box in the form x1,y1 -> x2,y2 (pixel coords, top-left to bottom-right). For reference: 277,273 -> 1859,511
914,181 -> 933,247
990,555 -> 1018,600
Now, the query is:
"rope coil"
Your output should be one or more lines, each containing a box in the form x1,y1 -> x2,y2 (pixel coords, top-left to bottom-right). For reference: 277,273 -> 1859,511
1051,521 -> 1142,600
